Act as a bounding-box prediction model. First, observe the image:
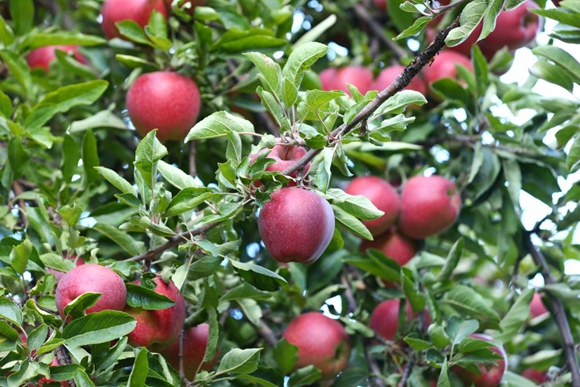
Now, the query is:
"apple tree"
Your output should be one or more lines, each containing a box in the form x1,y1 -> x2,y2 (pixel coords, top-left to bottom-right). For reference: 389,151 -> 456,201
0,0 -> 579,386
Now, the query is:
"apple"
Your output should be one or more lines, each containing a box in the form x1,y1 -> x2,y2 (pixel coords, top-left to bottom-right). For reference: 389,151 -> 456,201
398,175 -> 461,239
345,176 -> 400,236
258,187 -> 335,264
164,0 -> 206,13
283,312 -> 351,379
360,230 -> 417,267
521,369 -> 547,384
452,334 -> 508,387
249,141 -> 310,187
530,292 -> 549,318
160,323 -> 218,380
55,264 -> 127,319
320,66 -> 374,96
48,255 -> 85,282
478,1 -> 540,60
26,46 -> 87,72
100,0 -> 167,40
126,71 -> 201,142
371,65 -> 426,95
373,0 -> 387,11
423,50 -> 473,94
124,277 -> 187,351
369,299 -> 427,341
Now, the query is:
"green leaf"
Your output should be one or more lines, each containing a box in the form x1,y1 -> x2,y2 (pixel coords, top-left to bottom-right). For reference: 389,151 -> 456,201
445,0 -> 487,47
567,135 -> 580,172
185,111 -> 254,142
445,316 -> 479,345
282,77 -> 299,107
38,80 -> 109,114
134,130 -> 168,190
331,205 -> 373,240
282,42 -> 327,88
216,348 -> 262,375
243,52 -> 282,95
444,286 -> 500,323
9,239 -> 35,275
10,0 -> 33,35
22,31 -> 105,48
273,339 -> 298,375
0,297 -> 24,326
82,130 -> 100,188
117,20 -> 153,46
8,135 -> 29,179
229,259 -> 287,291
69,109 -> 129,132
157,160 -> 200,189
188,256 -> 224,280
437,238 -> 463,282
395,16 -> 430,40
63,292 -> 102,319
128,347 -> 149,387
74,369 -> 96,387
92,222 -> 146,256
0,90 -> 13,118
404,335 -> 433,351
26,324 -> 48,352
0,50 -> 32,96
220,283 -> 272,302
437,359 -> 451,387
62,311 -> 137,347
126,283 -> 175,310
373,90 -> 427,117
288,365 -> 322,387
534,45 -> 580,83
324,188 -> 384,221
57,203 -> 84,226
93,337 -> 128,371
529,59 -> 575,92
95,167 -> 135,194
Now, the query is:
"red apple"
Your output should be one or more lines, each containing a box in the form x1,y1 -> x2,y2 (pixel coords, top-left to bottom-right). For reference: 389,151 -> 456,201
371,65 -> 426,95
48,255 -> 85,282
521,369 -> 547,384
320,66 -> 373,96
126,71 -> 201,142
27,46 -> 87,72
258,187 -> 335,264
345,176 -> 400,236
530,292 -> 549,318
398,175 -> 461,239
369,299 -> 426,341
283,312 -> 351,379
478,1 -> 540,60
55,264 -> 127,319
452,334 -> 507,387
423,50 -> 473,94
360,230 -> 417,266
249,141 -> 310,187
164,0 -> 206,13
373,0 -> 387,11
124,277 -> 187,351
100,0 -> 167,40
160,323 -> 218,380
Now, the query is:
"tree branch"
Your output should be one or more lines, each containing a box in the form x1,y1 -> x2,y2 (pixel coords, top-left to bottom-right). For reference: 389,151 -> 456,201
281,17 -> 461,177
524,232 -> 580,387
189,141 -> 198,178
364,338 -> 387,387
398,361 -> 413,387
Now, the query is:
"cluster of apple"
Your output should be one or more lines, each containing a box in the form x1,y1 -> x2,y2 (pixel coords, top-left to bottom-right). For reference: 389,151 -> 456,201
52,263 -> 215,381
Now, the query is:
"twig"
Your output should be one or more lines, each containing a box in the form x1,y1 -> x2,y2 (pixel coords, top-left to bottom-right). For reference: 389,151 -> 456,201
352,3 -> 407,60
364,339 -> 387,387
524,232 -> 580,387
126,222 -> 219,262
398,361 -> 413,387
281,17 -> 461,177
11,180 -> 28,228
255,319 -> 278,347
56,346 -> 77,387
178,327 -> 188,385
340,273 -> 357,314
189,141 -> 198,178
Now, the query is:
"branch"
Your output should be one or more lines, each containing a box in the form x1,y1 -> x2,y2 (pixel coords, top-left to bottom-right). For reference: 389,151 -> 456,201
126,222 -> 219,262
352,3 -> 408,60
524,232 -> 580,387
398,361 -> 413,387
189,141 -> 198,178
282,17 -> 461,177
364,338 -> 387,387
255,319 -> 278,347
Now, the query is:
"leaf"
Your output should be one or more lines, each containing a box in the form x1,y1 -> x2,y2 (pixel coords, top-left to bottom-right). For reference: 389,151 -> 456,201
437,359 -> 451,387
445,0 -> 487,47
125,283 -> 176,310
185,111 -> 254,142
331,205 -> 373,241
22,31 -> 105,48
92,222 -> 146,256
0,50 -> 32,96
324,188 -> 384,220
37,80 -> 109,114
10,0 -> 33,35
288,365 -> 322,387
373,90 -> 427,116
128,347 -> 149,387
157,160 -> 200,189
243,52 -> 282,95
62,311 -> 137,347
117,20 -> 153,45
437,238 -> 463,282
273,339 -> 298,375
134,131 -> 168,189
229,260 -> 287,291
529,59 -> 575,92
82,130 -> 100,188
26,324 -> 48,352
215,348 -> 262,375
220,283 -> 272,302
9,239 -> 35,274
395,16 -> 431,40
74,369 -> 96,387
566,135 -> 580,172
95,167 -> 135,194
61,135 -> 81,183
93,337 -> 128,371
443,286 -> 500,323
63,292 -> 102,319
282,42 -> 327,88
445,316 -> 479,345
57,203 -> 84,226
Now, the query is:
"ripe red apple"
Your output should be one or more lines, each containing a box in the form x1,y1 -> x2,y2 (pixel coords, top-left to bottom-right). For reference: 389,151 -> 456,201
100,0 -> 167,40
283,312 -> 351,379
478,1 -> 540,60
258,187 -> 335,264
124,277 -> 187,351
521,369 -> 547,384
55,264 -> 127,319
369,299 -> 426,341
164,0 -> 207,13
320,66 -> 373,96
48,255 -> 85,282
530,292 -> 549,318
249,141 -> 310,187
398,175 -> 461,239
345,176 -> 400,236
373,0 -> 387,11
423,50 -> 473,95
27,46 -> 87,72
161,323 -> 218,379
360,230 -> 417,266
126,71 -> 201,142
452,334 -> 508,387
371,65 -> 426,95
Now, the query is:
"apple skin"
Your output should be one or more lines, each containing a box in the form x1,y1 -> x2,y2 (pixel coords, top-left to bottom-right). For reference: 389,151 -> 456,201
100,0 -> 167,40
360,230 -> 417,267
371,65 -> 426,95
530,292 -> 549,318
478,1 -> 540,60
369,299 -> 427,341
398,175 -> 461,239
124,277 -> 187,352
258,187 -> 335,264
283,312 -> 351,379
452,334 -> 507,387
160,323 -> 218,380
423,50 -> 473,94
48,255 -> 85,283
320,66 -> 374,96
27,46 -> 87,72
521,369 -> 547,384
126,71 -> 201,142
249,141 -> 310,187
55,264 -> 127,319
345,176 -> 400,237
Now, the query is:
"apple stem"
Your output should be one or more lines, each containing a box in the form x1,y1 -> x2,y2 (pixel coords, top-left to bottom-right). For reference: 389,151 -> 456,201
524,232 -> 580,387
281,17 -> 461,178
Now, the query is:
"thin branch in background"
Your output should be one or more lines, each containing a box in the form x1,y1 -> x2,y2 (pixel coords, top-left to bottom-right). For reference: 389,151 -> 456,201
364,338 -> 387,387
524,232 -> 580,387
189,140 -> 198,178
178,326 -> 188,385
56,345 -> 77,387
11,180 -> 28,228
255,319 -> 278,347
398,361 -> 414,387
340,272 -> 358,314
